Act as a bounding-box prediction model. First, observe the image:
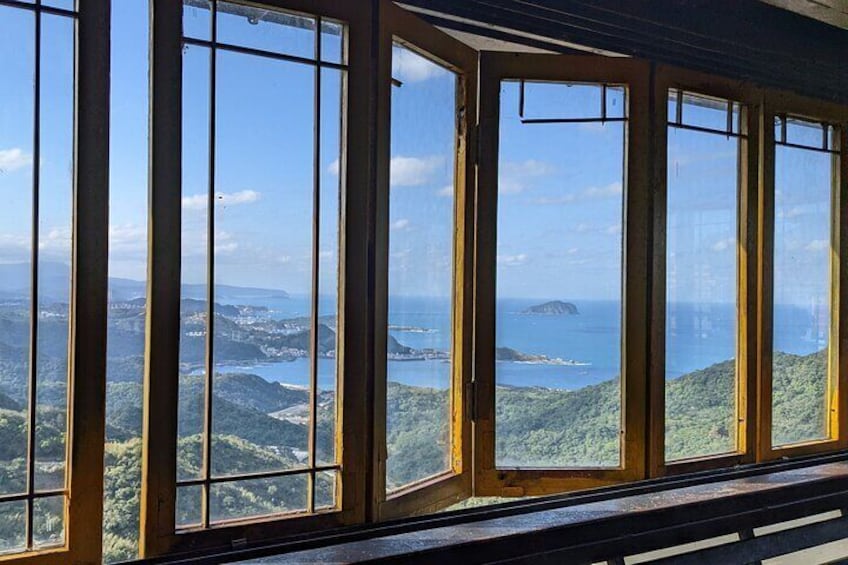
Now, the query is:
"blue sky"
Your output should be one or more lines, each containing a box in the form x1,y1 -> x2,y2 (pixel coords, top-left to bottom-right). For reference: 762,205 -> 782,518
0,1 -> 836,306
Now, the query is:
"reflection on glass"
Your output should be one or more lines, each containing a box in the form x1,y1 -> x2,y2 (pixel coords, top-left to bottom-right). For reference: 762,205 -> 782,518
386,43 -> 457,491
495,80 -> 624,469
665,91 -> 740,462
32,495 -> 64,549
772,141 -> 834,447
104,2 -> 150,561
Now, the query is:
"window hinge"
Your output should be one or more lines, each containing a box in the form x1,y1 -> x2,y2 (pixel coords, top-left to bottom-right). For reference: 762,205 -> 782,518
466,380 -> 478,422
473,123 -> 481,167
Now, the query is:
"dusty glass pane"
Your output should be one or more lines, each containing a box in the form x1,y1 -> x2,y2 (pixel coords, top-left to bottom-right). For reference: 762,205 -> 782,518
785,116 -> 828,150
217,1 -> 314,59
665,96 -> 739,462
34,13 -> 74,494
183,0 -> 211,40
32,495 -> 64,549
680,91 -> 731,132
519,81 -> 609,120
178,44 -> 211,483
0,5 -> 34,499
771,145 -> 833,447
0,501 -> 25,554
210,474 -> 308,523
320,20 -> 343,65
386,43 -> 456,491
210,49 -> 314,477
176,485 -> 202,529
495,80 -> 624,468
104,0 -> 149,561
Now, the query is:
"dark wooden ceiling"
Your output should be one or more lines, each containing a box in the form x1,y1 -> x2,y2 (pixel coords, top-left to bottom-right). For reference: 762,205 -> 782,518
399,0 -> 848,105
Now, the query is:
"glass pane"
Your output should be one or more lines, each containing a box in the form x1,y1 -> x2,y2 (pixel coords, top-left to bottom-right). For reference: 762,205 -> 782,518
786,116 -> 828,150
178,44 -> 210,483
315,469 -> 337,510
772,145 -> 834,446
0,5 -> 34,499
42,0 -> 75,10
210,474 -> 308,523
176,485 -> 202,529
34,12 -> 74,494
518,81 -> 609,120
209,49 -> 314,477
680,91 -> 731,132
32,495 -> 64,549
317,67 -> 342,467
217,1 -> 314,59
104,1 -> 149,561
495,80 -> 624,468
320,20 -> 343,65
386,43 -> 456,491
183,0 -> 211,40
0,501 -> 26,554
665,95 -> 740,462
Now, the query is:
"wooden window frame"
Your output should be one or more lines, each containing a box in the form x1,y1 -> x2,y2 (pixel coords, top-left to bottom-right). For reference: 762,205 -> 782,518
139,0 -> 374,557
0,0 -> 111,563
756,90 -> 848,461
473,52 -> 651,496
648,65 -> 762,478
371,0 -> 478,520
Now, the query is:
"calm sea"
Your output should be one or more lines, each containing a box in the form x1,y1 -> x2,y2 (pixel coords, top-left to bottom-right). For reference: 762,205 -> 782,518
214,293 -> 828,392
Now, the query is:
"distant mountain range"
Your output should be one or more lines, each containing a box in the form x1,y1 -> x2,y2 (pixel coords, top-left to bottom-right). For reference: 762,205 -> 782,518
0,261 -> 289,303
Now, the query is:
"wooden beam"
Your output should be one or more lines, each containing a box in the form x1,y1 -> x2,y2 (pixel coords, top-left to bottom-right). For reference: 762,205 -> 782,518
65,0 -> 111,562
140,0 -> 182,557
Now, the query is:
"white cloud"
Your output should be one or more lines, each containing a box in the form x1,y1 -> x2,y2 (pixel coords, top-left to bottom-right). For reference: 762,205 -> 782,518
328,159 -> 340,176
497,253 -> 528,267
182,190 -> 261,211
392,47 -> 447,83
806,239 -> 829,252
500,160 -> 554,195
0,148 -> 32,173
390,218 -> 410,231
437,184 -> 454,197
605,223 -> 621,235
711,237 -> 736,252
778,206 -> 805,219
582,181 -> 622,199
391,156 -> 444,187
534,194 -> 576,205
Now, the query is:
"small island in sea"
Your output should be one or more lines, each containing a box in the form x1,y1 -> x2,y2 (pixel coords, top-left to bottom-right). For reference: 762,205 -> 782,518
522,300 -> 579,315
496,347 -> 590,366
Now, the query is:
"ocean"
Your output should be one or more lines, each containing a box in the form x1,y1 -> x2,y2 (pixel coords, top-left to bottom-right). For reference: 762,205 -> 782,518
213,293 -> 828,392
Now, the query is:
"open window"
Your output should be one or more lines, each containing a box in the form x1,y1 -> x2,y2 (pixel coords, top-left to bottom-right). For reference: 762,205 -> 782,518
474,53 -> 650,495
373,1 -> 477,519
757,92 -> 848,461
649,67 -> 761,477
